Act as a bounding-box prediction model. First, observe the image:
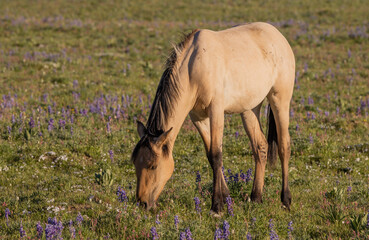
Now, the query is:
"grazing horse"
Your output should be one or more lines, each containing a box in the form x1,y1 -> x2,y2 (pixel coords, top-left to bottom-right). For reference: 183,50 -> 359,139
131,22 -> 295,214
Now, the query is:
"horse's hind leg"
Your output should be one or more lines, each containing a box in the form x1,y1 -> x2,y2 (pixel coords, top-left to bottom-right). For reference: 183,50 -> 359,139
268,92 -> 292,210
240,103 -> 268,203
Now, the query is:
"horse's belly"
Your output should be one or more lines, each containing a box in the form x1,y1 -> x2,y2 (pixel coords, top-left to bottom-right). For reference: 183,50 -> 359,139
223,71 -> 273,114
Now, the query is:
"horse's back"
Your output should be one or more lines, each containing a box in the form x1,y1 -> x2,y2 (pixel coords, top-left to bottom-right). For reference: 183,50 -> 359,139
187,22 -> 295,114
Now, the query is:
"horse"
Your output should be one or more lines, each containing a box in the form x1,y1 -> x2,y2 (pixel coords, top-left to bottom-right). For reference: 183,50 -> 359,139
131,22 -> 295,214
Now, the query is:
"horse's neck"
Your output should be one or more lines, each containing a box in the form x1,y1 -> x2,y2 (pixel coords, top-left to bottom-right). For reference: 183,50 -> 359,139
148,78 -> 194,147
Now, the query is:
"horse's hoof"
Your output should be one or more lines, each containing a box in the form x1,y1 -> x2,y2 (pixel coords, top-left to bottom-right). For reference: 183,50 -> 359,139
209,210 -> 222,218
250,192 -> 263,203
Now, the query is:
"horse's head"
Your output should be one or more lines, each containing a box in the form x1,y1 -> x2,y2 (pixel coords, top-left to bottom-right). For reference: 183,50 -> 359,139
131,121 -> 174,210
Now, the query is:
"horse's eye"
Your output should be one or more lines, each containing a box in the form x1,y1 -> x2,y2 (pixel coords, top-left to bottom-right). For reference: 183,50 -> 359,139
149,165 -> 157,170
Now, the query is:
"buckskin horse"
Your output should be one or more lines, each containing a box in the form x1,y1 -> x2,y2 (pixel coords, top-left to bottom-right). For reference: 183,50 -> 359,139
131,22 -> 295,214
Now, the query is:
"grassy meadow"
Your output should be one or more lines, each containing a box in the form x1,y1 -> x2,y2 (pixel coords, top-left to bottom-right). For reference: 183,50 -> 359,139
0,0 -> 368,239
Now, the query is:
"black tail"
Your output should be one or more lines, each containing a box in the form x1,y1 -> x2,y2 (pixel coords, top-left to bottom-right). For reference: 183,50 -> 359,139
267,105 -> 278,168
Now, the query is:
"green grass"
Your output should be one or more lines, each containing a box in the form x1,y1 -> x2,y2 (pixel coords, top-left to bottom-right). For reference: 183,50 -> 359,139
0,0 -> 369,239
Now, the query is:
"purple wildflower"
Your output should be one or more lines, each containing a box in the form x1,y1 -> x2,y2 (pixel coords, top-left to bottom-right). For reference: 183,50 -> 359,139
174,215 -> 179,230
296,124 -> 300,132
48,105 -> 53,114
214,227 -> 222,240
287,221 -> 293,238
45,217 -> 64,240
269,219 -> 279,240
69,220 -> 76,239
194,197 -> 201,213
304,62 -> 308,72
222,220 -> 230,240
247,232 -> 252,240
347,49 -> 351,58
185,228 -> 193,240
48,118 -> 54,131
246,168 -> 252,183
222,167 -> 228,183
179,232 -> 186,240
309,134 -> 313,144
290,108 -> 294,118
367,209 -> 369,227
107,122 -> 111,133
5,208 -> 10,226
156,215 -> 161,225
20,221 -> 26,238
150,227 -> 159,240
58,119 -> 66,129
109,150 -> 114,162
196,171 -> 201,183
73,80 -> 78,89
347,186 -> 352,193
11,114 -> 16,124
117,186 -> 128,202
76,212 -> 83,226
308,96 -> 314,105
235,131 -> 239,138
29,117 -> 35,128
36,222 -> 43,239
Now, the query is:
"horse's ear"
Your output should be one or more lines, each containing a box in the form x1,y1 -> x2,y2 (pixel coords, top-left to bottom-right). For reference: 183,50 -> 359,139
137,120 -> 146,138
154,127 -> 173,147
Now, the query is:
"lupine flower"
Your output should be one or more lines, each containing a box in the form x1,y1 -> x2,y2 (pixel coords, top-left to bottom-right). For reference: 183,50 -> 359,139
222,220 -> 230,240
117,187 -> 128,203
156,215 -> 160,225
290,109 -> 294,118
150,227 -> 159,240
246,168 -> 252,182
194,197 -> 201,213
58,119 -> 66,129
69,220 -> 76,239
36,222 -> 43,239
308,96 -> 314,105
304,62 -> 308,72
214,227 -> 222,240
48,118 -> 54,131
73,80 -> 78,89
309,134 -> 314,144
246,232 -> 252,240
107,122 -> 111,133
43,93 -> 48,102
109,150 -> 114,162
29,117 -> 35,128
76,212 -> 83,226
45,217 -> 63,240
347,186 -> 352,193
20,221 -> 26,238
367,209 -> 369,227
179,232 -> 186,240
174,215 -> 179,230
287,221 -> 293,238
296,124 -> 300,132
269,219 -> 279,240
48,105 -> 53,114
222,167 -> 228,183
11,114 -> 16,124
5,208 -> 10,226
235,131 -> 239,138
348,49 -> 351,58
185,228 -> 193,240
196,171 -> 201,183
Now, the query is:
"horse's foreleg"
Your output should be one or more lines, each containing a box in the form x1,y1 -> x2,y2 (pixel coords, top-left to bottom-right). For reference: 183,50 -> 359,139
205,103 -> 229,214
240,105 -> 267,203
268,95 -> 292,210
